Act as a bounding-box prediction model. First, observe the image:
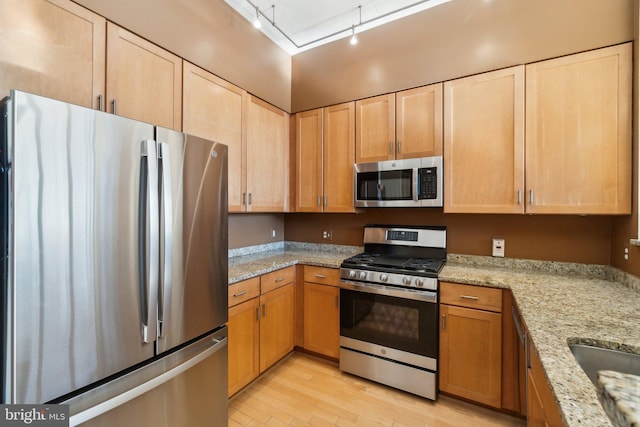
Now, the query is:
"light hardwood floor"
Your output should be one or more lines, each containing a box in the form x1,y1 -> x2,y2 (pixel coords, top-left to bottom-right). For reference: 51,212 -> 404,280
229,352 -> 527,427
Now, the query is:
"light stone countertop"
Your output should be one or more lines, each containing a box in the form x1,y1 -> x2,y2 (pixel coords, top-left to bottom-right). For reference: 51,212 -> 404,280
228,244 -> 640,426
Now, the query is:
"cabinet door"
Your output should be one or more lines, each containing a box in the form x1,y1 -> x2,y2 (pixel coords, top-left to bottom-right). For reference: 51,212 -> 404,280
259,283 -> 294,372
246,95 -> 290,212
303,282 -> 340,358
183,62 -> 246,212
355,94 -> 395,162
106,23 -> 182,130
439,304 -> 502,408
526,370 -> 549,427
228,297 -> 260,397
324,102 -> 356,212
295,109 -> 323,212
525,43 -> 632,214
444,66 -> 525,213
0,0 -> 105,109
396,84 -> 443,159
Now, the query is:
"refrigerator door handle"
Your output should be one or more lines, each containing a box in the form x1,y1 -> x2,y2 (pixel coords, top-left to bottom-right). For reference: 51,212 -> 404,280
139,140 -> 160,343
68,335 -> 228,427
158,142 -> 173,338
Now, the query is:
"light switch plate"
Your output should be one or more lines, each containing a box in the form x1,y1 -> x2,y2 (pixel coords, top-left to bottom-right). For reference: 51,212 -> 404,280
492,238 -> 505,257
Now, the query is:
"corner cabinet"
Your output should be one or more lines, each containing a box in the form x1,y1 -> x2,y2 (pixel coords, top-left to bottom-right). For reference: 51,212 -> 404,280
182,63 -> 247,212
0,0 -> 106,109
245,95 -> 291,212
302,266 -> 340,358
439,282 -> 503,408
525,43 -> 632,214
295,102 -> 355,213
106,23 -> 182,130
444,66 -> 525,214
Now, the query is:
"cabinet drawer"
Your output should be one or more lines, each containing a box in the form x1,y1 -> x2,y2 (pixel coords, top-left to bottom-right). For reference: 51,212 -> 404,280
440,282 -> 502,313
261,266 -> 295,294
303,265 -> 339,286
228,277 -> 260,308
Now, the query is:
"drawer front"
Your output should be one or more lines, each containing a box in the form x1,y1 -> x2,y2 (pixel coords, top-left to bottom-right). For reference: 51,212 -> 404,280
440,282 -> 503,313
261,266 -> 295,294
228,277 -> 261,307
303,265 -> 339,286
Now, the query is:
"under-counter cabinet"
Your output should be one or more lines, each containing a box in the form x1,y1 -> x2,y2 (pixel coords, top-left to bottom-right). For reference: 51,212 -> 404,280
245,95 -> 290,212
439,282 -> 503,408
106,23 -> 182,130
302,266 -> 340,358
182,63 -> 247,212
0,0 -> 105,109
227,267 -> 295,397
444,66 -> 525,214
526,335 -> 564,426
356,87 -> 443,163
295,103 -> 355,213
525,43 -> 632,214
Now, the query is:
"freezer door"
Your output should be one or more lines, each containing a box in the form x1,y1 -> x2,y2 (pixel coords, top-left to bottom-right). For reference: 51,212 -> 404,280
5,91 -> 157,403
155,128 -> 228,354
67,327 -> 228,427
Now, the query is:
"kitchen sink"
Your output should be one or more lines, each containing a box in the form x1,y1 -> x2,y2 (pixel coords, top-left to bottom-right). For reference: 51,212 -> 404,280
569,344 -> 640,386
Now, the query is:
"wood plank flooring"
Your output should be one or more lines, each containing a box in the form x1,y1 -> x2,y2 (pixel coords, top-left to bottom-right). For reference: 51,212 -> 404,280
229,352 -> 527,427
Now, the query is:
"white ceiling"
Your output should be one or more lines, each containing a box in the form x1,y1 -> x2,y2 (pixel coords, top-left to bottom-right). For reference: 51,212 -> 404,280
224,0 -> 452,55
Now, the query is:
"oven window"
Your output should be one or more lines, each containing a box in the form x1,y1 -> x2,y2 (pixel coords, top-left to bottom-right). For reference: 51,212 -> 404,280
340,288 -> 438,359
356,170 -> 413,201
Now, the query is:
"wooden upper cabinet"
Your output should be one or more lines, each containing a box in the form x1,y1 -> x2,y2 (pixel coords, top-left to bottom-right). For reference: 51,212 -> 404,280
444,66 -> 525,214
525,43 -> 632,214
106,23 -> 182,130
0,0 -> 105,109
295,109 -> 323,212
183,62 -> 247,212
246,95 -> 290,212
355,94 -> 396,162
324,102 -> 355,212
396,84 -> 443,159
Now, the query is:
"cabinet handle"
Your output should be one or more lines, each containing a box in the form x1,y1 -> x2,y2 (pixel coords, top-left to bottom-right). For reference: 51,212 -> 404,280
112,99 -> 117,115
97,95 -> 103,111
397,140 -> 401,153
317,196 -> 321,207
248,193 -> 253,205
442,314 -> 446,331
314,274 -> 327,279
323,196 -> 327,207
460,295 -> 480,300
517,190 -> 522,205
389,142 -> 393,154
275,276 -> 286,283
233,290 -> 247,298
529,189 -> 534,205
256,306 -> 260,320
262,303 -> 266,318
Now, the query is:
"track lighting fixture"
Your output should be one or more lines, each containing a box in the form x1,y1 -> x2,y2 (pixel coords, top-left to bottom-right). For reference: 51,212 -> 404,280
253,6 -> 261,29
350,25 -> 358,45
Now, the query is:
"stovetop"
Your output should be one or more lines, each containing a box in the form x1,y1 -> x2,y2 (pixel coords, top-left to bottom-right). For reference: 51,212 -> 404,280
341,253 -> 445,276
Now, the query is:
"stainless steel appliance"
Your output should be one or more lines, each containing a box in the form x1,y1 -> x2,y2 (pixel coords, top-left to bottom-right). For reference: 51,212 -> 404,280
0,90 -> 228,426
354,156 -> 443,208
339,225 -> 446,400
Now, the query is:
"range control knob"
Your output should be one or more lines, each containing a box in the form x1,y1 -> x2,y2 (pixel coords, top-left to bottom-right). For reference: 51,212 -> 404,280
402,276 -> 412,285
415,278 -> 424,287
359,271 -> 367,280
348,270 -> 356,279
379,273 -> 388,282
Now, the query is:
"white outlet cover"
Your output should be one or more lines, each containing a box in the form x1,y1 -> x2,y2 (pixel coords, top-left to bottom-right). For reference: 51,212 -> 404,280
492,238 -> 505,257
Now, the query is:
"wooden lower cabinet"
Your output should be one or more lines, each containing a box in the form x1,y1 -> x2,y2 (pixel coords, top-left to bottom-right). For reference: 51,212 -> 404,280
303,282 -> 340,358
259,283 -> 295,372
228,297 -> 260,397
527,337 -> 564,426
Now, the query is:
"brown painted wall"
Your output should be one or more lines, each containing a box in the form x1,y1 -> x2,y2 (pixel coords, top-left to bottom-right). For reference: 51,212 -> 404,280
285,212 -> 612,265
73,0 -> 292,111
291,0 -> 633,112
229,214 -> 284,249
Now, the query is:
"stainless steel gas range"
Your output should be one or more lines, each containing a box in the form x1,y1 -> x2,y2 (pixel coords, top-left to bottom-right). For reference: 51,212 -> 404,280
339,224 -> 446,400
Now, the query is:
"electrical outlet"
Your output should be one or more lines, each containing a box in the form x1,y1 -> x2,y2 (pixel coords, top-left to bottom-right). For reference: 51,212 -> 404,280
322,230 -> 332,240
271,229 -> 276,238
492,238 -> 505,257
624,247 -> 629,260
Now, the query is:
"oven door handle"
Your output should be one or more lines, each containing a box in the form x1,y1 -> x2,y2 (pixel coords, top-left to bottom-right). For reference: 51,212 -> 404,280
340,280 -> 437,303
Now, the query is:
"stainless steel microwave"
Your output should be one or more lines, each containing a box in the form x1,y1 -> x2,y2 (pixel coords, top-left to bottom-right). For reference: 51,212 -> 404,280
354,156 -> 443,208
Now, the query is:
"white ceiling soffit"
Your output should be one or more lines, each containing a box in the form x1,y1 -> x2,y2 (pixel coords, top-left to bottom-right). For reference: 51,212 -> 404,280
224,0 -> 452,55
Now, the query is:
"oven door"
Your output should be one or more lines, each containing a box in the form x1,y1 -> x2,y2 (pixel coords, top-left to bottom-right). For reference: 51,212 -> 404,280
339,281 -> 438,360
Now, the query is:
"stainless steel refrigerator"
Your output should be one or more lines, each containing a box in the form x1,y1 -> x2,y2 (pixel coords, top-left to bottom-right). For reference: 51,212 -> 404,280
0,90 -> 228,426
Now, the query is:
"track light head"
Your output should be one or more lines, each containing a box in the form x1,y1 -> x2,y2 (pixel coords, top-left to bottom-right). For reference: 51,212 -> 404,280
253,6 -> 262,29
350,25 -> 358,45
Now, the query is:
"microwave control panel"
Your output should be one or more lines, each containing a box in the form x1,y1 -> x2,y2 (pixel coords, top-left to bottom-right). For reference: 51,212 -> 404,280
418,167 -> 438,200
